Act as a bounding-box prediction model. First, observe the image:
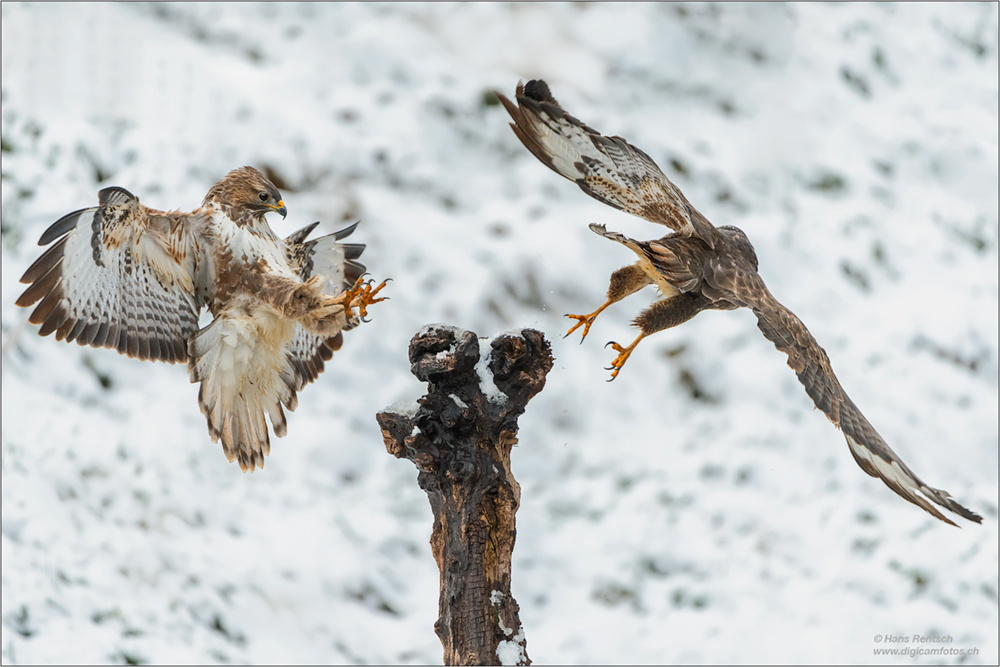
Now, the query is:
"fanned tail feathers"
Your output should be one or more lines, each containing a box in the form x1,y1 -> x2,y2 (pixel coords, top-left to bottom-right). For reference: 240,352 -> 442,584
188,313 -> 299,472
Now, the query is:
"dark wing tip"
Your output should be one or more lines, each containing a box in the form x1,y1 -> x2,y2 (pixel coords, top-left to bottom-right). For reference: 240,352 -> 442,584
844,431 -> 983,527
332,220 -> 361,241
38,209 -> 90,246
287,220 -> 362,250
522,79 -> 556,105
344,259 -> 366,287
39,187 -> 136,247
97,186 -> 136,207
284,221 -> 321,246
341,243 -> 365,261
501,79 -> 582,180
937,494 -> 983,525
517,79 -> 595,135
19,235 -> 67,287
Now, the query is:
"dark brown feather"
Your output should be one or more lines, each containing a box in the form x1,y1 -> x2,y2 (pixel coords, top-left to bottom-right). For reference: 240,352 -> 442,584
17,261 -> 62,308
77,321 -> 99,347
19,236 -> 68,287
142,335 -> 157,361
587,177 -> 979,524
500,79 -> 720,248
344,260 -> 366,286
90,321 -> 110,349
38,303 -> 70,337
38,209 -> 88,246
738,275 -> 981,525
27,283 -> 63,325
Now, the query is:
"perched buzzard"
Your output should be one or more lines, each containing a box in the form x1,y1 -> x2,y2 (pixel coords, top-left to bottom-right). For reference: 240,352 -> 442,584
499,80 -> 980,526
16,166 -> 387,472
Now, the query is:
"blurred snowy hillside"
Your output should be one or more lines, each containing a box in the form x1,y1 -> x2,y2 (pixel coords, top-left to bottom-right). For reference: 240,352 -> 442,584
2,3 -> 998,664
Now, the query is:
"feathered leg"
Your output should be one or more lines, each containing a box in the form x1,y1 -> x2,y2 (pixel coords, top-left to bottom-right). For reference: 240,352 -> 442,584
288,275 -> 389,335
605,292 -> 716,381
566,264 -> 652,342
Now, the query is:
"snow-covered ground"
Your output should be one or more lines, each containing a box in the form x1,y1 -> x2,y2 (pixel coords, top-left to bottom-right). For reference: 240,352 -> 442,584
2,3 -> 997,664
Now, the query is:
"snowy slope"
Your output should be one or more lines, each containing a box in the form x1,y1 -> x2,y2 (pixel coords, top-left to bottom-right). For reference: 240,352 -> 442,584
2,4 -> 997,664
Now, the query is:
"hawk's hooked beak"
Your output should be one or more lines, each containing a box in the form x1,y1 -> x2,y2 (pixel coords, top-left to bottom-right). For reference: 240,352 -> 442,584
269,200 -> 287,219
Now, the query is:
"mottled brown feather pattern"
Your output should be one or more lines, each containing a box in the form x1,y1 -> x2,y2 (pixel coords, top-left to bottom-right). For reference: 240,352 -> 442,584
508,80 -> 979,525
18,187 -> 203,363
17,166 -> 376,473
499,79 -> 720,249
201,165 -> 284,228
739,281 -> 980,526
283,220 -> 368,334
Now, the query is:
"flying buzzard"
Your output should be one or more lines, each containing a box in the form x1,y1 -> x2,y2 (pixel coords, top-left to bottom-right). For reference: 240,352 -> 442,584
499,80 -> 980,526
16,166 -> 387,472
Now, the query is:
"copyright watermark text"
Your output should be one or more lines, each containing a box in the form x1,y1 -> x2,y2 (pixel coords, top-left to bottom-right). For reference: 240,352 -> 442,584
872,634 -> 979,658
873,634 -> 953,644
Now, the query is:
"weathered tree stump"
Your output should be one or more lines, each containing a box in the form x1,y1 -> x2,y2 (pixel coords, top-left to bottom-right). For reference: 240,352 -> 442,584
376,325 -> 553,666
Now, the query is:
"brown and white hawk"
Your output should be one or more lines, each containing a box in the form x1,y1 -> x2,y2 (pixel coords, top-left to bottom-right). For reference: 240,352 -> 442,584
499,80 -> 980,526
16,166 -> 387,472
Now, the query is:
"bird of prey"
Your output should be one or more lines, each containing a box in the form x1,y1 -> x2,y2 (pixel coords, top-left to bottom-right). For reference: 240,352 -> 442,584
16,166 -> 388,472
499,80 -> 980,526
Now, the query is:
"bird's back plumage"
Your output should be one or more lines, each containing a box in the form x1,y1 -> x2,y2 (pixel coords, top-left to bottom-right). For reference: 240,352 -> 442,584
504,80 -> 980,525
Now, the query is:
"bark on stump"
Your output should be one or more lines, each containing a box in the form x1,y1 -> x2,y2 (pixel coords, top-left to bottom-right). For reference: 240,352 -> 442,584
376,325 -> 553,666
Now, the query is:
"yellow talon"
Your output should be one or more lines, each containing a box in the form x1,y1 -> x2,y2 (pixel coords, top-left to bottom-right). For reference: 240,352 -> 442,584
351,278 -> 390,320
339,276 -> 366,303
564,300 -> 613,343
604,333 -> 645,381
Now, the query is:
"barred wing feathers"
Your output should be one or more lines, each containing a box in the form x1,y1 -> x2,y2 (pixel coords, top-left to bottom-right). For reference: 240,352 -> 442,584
285,220 -> 366,299
17,187 -> 204,363
283,221 -> 367,388
499,79 -> 719,248
731,273 -> 982,525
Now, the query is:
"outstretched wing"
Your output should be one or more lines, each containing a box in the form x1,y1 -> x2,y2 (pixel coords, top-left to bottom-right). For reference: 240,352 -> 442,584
16,187 -> 205,363
283,221 -> 367,388
499,79 -> 719,248
728,272 -> 981,525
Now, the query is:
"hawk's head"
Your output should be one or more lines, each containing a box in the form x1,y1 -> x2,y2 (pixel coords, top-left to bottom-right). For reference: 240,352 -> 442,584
204,166 -> 287,221
718,225 -> 758,271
